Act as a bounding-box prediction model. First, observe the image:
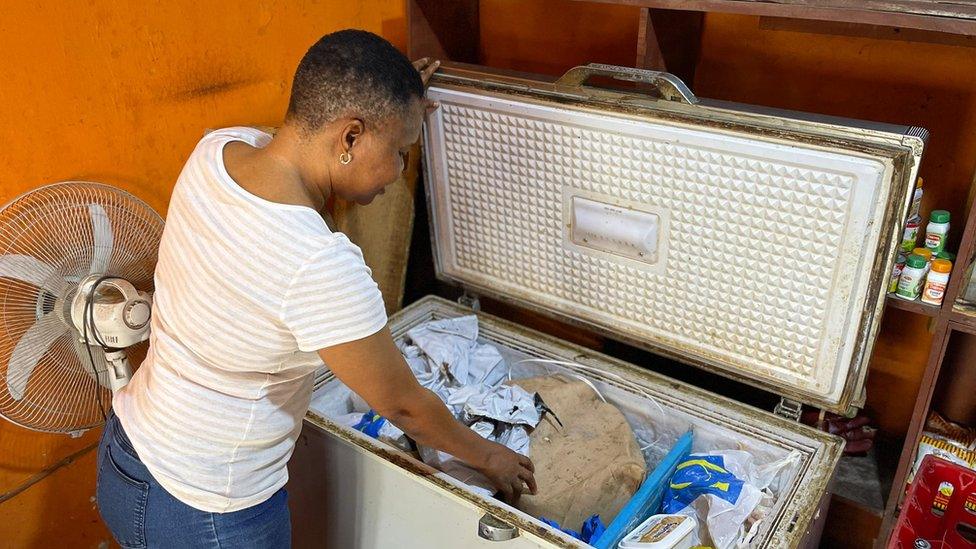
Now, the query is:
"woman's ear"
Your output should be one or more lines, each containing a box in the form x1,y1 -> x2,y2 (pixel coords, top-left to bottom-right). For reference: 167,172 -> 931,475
342,119 -> 365,151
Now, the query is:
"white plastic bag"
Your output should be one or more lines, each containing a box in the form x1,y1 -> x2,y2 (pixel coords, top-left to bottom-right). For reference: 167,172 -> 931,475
664,450 -> 801,549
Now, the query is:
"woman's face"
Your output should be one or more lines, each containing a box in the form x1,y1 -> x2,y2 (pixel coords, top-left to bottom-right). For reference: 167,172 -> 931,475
331,98 -> 424,205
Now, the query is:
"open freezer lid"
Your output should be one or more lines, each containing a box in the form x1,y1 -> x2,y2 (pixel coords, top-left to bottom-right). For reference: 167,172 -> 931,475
422,63 -> 926,415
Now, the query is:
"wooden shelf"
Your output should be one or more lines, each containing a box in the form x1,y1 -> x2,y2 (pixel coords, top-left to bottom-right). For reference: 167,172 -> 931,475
574,0 -> 976,36
953,302 -> 976,317
951,306 -> 976,335
886,294 -> 942,317
882,204 -> 976,544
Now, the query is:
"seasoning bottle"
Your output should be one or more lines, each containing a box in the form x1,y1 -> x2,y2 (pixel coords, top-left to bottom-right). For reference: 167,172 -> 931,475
896,254 -> 928,301
889,253 -> 907,293
901,216 -> 922,253
924,210 -> 951,255
921,259 -> 952,306
912,247 -> 934,274
937,250 -> 956,263
909,177 -> 924,219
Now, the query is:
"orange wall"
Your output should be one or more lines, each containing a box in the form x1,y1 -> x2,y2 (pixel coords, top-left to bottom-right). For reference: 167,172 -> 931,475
479,3 -> 976,438
0,2 -> 405,546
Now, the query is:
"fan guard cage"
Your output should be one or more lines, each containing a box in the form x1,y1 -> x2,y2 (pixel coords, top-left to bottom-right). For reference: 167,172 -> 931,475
0,182 -> 163,433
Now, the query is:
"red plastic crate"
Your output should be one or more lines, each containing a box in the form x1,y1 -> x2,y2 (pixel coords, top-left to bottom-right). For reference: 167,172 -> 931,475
889,455 -> 976,548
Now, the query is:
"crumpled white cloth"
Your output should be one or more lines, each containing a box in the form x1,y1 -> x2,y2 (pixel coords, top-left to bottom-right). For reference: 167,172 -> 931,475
462,385 -> 540,427
350,315 -> 542,496
401,315 -> 508,396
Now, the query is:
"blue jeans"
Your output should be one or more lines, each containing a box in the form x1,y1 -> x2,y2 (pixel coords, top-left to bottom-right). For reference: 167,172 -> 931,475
96,413 -> 291,548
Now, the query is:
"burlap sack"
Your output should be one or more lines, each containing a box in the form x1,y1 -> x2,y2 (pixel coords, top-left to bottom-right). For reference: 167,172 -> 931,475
513,376 -> 646,528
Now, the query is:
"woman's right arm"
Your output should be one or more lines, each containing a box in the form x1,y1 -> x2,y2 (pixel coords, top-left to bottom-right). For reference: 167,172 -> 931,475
317,326 -> 537,502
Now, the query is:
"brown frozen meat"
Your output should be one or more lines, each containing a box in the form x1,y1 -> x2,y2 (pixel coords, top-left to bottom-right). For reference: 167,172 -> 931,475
511,375 -> 647,528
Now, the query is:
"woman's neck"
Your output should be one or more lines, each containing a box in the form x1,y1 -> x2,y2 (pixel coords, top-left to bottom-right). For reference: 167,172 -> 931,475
224,127 -> 332,213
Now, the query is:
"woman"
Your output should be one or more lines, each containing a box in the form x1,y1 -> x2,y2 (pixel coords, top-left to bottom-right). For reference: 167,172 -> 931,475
96,30 -> 536,548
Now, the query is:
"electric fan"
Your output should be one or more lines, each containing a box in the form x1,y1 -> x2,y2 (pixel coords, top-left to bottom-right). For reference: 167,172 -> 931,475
0,182 -> 163,434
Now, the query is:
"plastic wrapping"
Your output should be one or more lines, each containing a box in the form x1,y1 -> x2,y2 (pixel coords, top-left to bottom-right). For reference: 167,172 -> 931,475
309,322 -> 808,545
334,410 -> 410,451
663,450 -> 801,549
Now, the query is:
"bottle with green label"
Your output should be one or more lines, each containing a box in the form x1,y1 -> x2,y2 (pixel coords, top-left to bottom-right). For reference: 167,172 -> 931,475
924,210 -> 950,255
889,253 -> 907,293
909,177 -> 924,219
901,216 -> 922,253
896,254 -> 928,301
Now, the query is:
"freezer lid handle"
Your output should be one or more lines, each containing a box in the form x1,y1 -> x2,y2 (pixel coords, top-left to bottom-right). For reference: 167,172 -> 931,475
478,513 -> 519,541
555,63 -> 699,105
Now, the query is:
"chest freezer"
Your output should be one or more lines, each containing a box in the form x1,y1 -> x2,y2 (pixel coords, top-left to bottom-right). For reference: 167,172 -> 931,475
287,63 -> 927,548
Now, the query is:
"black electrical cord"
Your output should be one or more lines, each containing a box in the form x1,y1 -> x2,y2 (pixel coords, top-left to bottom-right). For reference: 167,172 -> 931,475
82,275 -> 115,423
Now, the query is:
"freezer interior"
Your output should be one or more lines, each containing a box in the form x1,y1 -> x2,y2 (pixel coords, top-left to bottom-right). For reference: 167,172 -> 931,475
307,297 -> 839,547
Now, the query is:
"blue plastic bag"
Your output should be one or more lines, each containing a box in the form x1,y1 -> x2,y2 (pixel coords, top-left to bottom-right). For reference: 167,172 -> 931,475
592,431 -> 693,549
351,410 -> 387,438
661,454 -> 744,513
539,514 -> 606,545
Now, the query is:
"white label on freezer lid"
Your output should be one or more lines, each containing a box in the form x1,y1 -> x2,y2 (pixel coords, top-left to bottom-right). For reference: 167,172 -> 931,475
423,86 -> 892,408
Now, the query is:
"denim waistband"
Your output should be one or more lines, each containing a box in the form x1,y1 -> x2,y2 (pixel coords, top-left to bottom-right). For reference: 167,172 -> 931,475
109,412 -> 140,460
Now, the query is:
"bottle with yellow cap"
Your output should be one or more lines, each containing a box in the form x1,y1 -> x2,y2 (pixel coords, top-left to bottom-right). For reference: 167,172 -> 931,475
921,259 -> 952,306
912,247 -> 934,275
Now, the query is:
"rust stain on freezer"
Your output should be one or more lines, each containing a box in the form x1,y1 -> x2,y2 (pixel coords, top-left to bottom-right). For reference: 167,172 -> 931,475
305,411 -> 438,478
438,71 -> 911,159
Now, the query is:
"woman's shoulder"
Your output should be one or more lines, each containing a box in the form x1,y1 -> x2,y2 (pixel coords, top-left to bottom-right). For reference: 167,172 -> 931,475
200,126 -> 273,148
303,231 -> 365,260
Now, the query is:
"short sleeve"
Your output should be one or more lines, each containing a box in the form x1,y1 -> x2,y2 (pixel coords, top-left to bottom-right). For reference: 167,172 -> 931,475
280,236 -> 388,352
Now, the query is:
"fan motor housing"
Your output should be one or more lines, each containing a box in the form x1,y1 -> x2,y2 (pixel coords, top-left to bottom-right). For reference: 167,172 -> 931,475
70,276 -> 152,349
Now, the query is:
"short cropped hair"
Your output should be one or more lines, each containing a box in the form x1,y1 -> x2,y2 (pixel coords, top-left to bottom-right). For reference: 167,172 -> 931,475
286,30 -> 423,132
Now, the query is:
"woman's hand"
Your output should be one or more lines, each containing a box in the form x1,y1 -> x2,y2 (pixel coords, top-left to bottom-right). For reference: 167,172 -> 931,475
413,57 -> 441,87
473,440 -> 537,504
318,327 -> 537,503
413,57 -> 441,113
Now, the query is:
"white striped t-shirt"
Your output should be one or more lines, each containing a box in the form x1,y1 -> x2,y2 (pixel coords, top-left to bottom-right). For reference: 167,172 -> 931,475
113,127 -> 388,513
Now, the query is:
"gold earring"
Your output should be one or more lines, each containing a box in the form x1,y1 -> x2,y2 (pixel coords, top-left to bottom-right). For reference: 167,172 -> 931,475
339,151 -> 352,165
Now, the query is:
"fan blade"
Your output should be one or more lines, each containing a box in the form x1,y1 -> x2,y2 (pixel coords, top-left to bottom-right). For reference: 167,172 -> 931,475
0,254 -> 67,294
88,203 -> 114,274
6,313 -> 68,401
